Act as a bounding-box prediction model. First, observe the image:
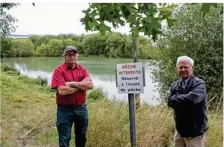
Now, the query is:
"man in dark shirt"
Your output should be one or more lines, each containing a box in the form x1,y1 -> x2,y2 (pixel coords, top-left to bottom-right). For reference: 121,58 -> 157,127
51,45 -> 93,147
168,56 -> 208,147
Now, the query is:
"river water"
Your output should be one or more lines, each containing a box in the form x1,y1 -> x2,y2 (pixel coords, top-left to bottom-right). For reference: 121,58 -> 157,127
2,57 -> 161,105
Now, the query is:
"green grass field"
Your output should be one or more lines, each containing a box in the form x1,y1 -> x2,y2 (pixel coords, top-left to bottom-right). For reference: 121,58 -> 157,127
1,67 -> 222,147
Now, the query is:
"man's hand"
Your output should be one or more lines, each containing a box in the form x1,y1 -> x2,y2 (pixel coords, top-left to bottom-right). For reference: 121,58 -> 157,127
73,77 -> 93,90
64,77 -> 93,91
57,85 -> 79,95
65,81 -> 76,88
82,77 -> 91,82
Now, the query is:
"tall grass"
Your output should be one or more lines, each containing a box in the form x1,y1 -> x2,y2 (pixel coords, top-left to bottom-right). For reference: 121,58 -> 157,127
206,112 -> 223,147
1,65 -> 222,147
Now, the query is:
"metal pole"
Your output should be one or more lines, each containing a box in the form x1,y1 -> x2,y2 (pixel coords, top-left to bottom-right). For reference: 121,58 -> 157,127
128,93 -> 136,147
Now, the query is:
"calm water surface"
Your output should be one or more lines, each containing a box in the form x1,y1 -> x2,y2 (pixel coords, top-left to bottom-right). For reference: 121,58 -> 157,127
2,57 -> 161,105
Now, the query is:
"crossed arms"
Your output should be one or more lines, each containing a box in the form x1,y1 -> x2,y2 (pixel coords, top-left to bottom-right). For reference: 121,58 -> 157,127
57,77 -> 93,95
168,80 -> 206,107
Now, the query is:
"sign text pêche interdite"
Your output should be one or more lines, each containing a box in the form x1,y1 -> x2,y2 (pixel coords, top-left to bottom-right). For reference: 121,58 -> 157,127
116,62 -> 145,94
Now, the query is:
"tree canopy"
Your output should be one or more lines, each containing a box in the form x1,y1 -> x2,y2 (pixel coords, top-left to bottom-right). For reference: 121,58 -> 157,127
154,3 -> 223,110
81,3 -> 177,41
0,3 -> 18,36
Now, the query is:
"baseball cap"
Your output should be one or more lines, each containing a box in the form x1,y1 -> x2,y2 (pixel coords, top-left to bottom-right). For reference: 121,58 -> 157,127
62,45 -> 78,56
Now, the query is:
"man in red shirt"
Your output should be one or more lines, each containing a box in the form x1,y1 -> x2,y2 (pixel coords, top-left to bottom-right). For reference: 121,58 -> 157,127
51,45 -> 93,147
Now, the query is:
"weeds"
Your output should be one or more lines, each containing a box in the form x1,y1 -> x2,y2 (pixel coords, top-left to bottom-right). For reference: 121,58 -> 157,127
1,65 -> 222,147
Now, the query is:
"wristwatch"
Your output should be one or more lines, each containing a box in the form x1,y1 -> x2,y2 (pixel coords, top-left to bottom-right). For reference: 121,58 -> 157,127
69,81 -> 75,87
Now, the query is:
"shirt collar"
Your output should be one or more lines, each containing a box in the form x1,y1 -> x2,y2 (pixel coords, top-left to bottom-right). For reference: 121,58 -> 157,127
181,74 -> 195,82
63,62 -> 81,70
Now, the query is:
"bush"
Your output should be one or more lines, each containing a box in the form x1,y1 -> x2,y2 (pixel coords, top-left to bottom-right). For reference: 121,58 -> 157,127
87,87 -> 106,101
1,63 -> 20,75
10,39 -> 35,57
154,4 -> 223,109
18,75 -> 48,86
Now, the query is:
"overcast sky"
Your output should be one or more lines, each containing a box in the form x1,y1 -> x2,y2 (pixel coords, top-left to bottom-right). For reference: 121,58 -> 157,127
9,3 -> 131,35
8,1 -> 221,36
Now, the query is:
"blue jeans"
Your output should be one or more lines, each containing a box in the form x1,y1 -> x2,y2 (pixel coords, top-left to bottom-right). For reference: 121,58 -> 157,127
56,104 -> 88,147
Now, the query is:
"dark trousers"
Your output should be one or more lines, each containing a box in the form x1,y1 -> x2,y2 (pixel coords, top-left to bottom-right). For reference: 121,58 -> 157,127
56,104 -> 88,147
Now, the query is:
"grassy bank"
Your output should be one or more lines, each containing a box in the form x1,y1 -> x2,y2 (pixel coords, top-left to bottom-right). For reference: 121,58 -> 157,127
1,65 -> 222,147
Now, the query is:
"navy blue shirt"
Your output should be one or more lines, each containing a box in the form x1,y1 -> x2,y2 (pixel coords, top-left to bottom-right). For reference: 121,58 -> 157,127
168,75 -> 208,137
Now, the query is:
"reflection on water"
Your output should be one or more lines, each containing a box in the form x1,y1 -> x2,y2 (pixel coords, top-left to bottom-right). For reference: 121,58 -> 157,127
14,63 -> 53,84
3,57 -> 161,105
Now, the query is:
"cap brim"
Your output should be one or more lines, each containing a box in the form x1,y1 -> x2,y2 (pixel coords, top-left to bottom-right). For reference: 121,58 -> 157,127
62,48 -> 78,56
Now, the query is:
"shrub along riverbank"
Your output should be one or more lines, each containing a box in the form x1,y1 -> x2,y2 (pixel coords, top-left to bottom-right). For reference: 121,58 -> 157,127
1,32 -> 160,60
1,64 -> 222,147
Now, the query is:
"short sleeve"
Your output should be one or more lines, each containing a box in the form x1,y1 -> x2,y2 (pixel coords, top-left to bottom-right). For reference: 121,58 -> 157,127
82,67 -> 91,80
51,67 -> 65,89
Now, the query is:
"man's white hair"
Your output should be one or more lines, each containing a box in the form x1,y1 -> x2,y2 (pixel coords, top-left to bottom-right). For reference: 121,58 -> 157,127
176,56 -> 194,66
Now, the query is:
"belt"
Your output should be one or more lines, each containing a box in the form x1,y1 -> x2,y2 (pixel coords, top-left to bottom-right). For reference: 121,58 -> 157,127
57,104 -> 84,109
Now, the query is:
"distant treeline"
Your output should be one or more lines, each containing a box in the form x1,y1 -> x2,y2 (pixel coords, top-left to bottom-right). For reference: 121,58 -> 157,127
1,32 -> 160,59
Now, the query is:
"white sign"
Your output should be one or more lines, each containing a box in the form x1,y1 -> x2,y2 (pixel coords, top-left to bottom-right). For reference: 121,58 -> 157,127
116,62 -> 144,94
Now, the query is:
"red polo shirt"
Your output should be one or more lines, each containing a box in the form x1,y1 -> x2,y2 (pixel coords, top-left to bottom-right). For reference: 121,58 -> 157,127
51,63 -> 91,105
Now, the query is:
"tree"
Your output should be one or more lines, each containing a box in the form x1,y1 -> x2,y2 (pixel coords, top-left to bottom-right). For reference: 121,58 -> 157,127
81,3 -> 178,108
81,33 -> 108,56
47,38 -> 64,56
81,3 -> 177,61
81,3 -> 177,40
11,39 -> 35,57
199,3 -> 223,16
155,4 -> 223,110
0,3 -> 19,37
105,33 -> 124,58
1,38 -> 12,57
